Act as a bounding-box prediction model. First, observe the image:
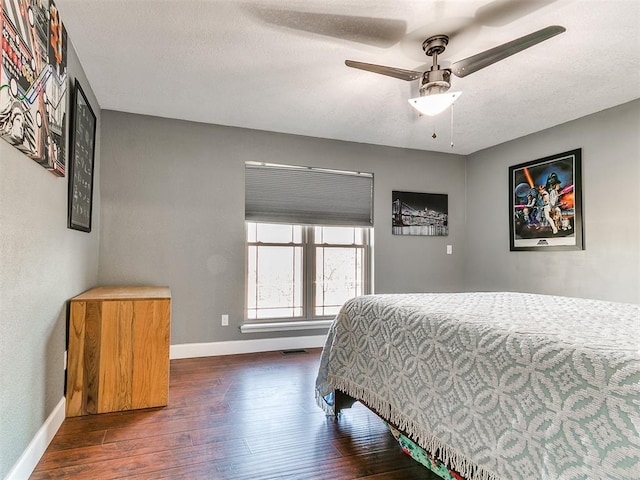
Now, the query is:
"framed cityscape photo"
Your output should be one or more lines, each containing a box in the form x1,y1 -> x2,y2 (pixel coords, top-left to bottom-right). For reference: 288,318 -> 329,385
509,149 -> 583,251
392,191 -> 448,236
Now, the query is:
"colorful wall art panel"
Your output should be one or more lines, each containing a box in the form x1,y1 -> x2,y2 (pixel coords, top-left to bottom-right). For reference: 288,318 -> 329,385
1,0 -> 68,176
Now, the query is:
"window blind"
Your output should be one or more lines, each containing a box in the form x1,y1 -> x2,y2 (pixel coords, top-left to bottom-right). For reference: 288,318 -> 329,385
245,163 -> 373,226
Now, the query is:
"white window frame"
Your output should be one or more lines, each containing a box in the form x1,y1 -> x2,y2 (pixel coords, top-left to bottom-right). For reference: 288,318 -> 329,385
244,222 -> 372,329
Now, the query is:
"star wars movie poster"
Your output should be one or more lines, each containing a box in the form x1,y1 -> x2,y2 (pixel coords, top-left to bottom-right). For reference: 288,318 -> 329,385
0,0 -> 68,176
509,149 -> 583,251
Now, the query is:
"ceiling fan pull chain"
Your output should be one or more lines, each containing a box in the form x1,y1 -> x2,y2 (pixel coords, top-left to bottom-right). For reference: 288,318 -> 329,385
450,103 -> 455,148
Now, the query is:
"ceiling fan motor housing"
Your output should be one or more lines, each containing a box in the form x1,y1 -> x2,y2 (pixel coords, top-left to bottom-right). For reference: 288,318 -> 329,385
420,34 -> 452,96
420,69 -> 452,96
422,35 -> 449,57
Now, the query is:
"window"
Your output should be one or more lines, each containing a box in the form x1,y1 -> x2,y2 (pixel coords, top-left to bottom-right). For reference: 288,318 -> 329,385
246,222 -> 371,321
244,162 -> 373,328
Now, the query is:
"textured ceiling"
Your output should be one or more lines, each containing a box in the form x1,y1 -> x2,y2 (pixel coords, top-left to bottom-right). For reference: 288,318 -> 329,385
55,0 -> 640,155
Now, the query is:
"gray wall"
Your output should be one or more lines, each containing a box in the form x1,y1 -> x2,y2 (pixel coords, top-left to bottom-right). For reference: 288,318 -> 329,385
465,99 -> 640,303
98,111 -> 468,345
0,48 -> 101,477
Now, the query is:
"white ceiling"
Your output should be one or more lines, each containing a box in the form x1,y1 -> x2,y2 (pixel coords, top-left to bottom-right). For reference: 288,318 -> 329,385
55,0 -> 640,155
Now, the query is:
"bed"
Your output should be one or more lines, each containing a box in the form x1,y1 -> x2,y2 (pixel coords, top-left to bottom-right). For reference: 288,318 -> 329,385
315,292 -> 640,480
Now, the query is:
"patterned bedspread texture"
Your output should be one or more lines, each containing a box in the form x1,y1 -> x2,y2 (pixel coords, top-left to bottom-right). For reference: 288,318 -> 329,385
315,292 -> 640,480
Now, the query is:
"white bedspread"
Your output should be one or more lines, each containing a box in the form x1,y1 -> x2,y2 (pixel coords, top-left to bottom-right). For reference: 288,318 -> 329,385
315,292 -> 640,480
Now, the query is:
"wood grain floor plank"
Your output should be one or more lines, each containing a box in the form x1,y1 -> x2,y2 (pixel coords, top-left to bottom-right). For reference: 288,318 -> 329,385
249,448 -> 422,480
31,440 -> 249,480
45,429 -> 106,452
35,432 -> 192,471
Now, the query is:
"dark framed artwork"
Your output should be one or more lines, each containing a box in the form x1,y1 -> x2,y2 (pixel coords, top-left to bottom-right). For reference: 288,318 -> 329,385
509,149 -> 583,251
67,79 -> 96,232
392,191 -> 448,236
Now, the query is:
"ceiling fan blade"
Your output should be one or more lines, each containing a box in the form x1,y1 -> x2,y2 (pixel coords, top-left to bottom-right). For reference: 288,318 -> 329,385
345,60 -> 423,81
398,1 -> 556,63
451,25 -> 565,78
245,7 -> 407,48
474,0 -> 557,28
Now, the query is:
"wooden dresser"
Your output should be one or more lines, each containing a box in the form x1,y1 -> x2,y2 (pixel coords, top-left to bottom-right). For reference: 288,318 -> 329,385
65,286 -> 171,417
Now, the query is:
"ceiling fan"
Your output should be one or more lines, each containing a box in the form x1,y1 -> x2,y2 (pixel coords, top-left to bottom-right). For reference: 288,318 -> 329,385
345,25 -> 565,115
246,1 -> 566,116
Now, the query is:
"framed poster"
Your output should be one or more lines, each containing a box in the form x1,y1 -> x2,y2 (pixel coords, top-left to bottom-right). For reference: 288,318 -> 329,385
392,191 -> 448,236
67,79 -> 96,232
509,149 -> 583,251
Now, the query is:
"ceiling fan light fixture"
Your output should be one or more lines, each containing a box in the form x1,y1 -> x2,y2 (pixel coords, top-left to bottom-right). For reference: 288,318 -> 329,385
408,91 -> 462,116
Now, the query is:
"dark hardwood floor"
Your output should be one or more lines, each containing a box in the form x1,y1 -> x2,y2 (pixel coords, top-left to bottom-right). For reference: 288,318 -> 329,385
32,348 -> 438,479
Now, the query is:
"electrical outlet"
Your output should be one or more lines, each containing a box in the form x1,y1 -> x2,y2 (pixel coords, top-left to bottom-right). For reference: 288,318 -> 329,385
447,245 -> 453,255
221,314 -> 229,326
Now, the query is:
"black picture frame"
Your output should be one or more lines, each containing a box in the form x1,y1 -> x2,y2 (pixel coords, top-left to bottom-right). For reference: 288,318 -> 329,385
392,191 -> 448,236
509,149 -> 584,251
67,79 -> 96,232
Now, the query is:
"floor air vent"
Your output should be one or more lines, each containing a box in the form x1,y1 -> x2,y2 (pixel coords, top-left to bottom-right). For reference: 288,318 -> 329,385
281,349 -> 308,355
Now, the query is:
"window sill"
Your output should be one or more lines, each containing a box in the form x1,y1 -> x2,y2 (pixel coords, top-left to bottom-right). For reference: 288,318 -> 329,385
240,319 -> 333,334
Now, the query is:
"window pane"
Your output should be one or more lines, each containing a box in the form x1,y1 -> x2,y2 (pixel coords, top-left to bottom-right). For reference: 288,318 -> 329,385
255,223 -> 302,243
315,226 -> 364,245
247,245 -> 303,319
315,247 -> 364,316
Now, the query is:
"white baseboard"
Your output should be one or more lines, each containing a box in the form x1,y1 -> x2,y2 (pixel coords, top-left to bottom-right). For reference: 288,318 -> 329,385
170,334 -> 327,359
6,397 -> 65,480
